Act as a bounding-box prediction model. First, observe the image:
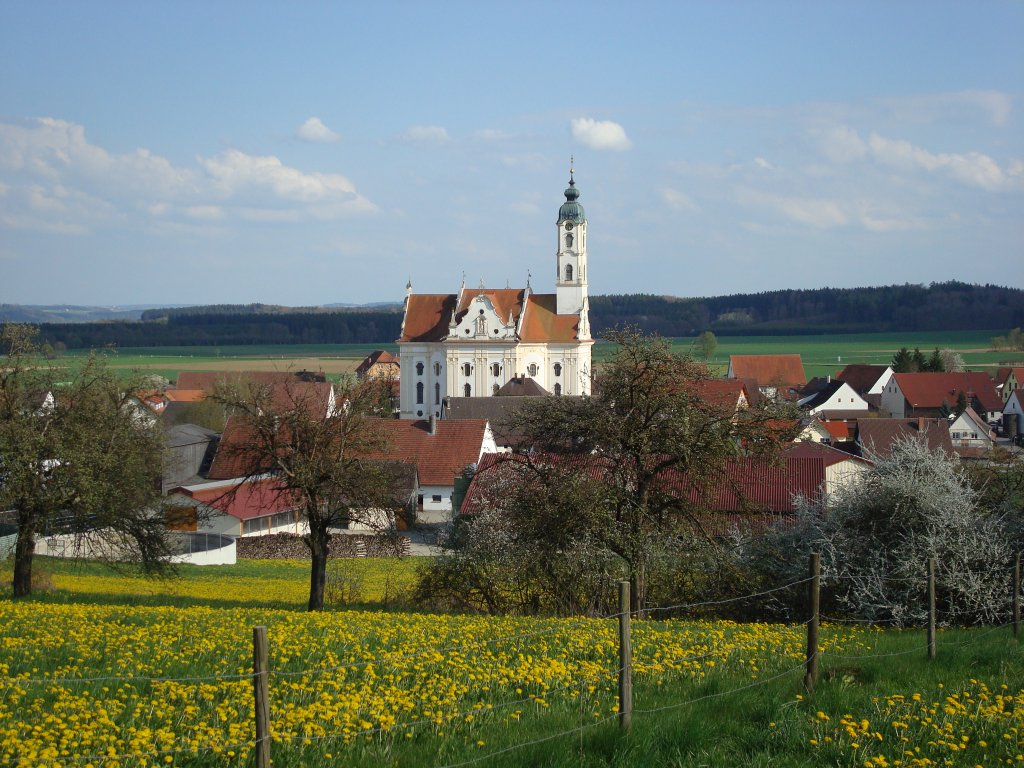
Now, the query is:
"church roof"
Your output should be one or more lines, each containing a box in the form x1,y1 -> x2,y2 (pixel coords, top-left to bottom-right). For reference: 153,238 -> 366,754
399,288 -> 581,344
557,171 -> 586,223
519,293 -> 581,343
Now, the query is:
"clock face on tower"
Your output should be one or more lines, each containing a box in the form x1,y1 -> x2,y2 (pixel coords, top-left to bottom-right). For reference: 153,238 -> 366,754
564,222 -> 573,231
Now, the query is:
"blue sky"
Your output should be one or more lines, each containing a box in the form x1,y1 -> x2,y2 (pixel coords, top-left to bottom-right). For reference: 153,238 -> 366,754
1,2 -> 1022,306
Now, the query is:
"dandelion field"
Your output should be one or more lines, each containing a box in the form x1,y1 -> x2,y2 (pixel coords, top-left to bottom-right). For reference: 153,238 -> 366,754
0,559 -> 1021,767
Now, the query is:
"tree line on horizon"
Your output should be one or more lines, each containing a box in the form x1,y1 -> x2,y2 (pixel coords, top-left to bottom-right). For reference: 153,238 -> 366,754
22,281 -> 1024,350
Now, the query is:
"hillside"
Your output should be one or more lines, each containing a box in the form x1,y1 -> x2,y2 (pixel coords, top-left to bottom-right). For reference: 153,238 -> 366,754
11,282 -> 1024,349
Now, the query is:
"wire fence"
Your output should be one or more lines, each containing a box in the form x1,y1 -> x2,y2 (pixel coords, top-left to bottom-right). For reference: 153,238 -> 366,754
1,552 -> 1020,767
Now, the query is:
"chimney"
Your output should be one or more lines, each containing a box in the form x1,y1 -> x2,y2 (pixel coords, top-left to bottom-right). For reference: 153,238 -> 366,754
429,414 -> 437,435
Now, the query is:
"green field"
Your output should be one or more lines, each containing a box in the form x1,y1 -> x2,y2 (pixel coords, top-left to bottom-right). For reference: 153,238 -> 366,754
1,557 -> 1021,767
48,329 -> 1019,383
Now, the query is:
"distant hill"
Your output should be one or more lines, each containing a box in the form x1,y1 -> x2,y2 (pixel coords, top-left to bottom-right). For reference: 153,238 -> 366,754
0,304 -> 156,324
11,282 -> 1024,349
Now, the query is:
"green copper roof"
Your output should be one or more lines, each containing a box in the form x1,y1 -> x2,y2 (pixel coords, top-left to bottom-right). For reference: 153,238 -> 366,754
557,176 -> 586,223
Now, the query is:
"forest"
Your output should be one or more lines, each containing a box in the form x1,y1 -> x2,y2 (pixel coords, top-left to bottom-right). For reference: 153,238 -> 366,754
25,282 -> 1024,350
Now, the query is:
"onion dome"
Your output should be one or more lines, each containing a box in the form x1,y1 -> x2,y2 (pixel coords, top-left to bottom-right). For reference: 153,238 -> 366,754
557,168 -> 586,223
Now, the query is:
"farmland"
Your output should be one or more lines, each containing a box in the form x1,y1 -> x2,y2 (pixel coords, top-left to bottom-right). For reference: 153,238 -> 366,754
1,558 -> 1021,767
48,329 -> 1015,383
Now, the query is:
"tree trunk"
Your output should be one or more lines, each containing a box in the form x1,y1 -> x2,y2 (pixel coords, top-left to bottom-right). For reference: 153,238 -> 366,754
306,523 -> 329,612
12,522 -> 37,599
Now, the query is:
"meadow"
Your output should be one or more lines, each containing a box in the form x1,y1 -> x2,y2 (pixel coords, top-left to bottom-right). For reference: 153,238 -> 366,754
0,557 -> 1021,767
51,329 -> 1015,383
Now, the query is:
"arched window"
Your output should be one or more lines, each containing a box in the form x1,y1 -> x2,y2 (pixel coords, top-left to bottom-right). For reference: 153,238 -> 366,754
433,362 -> 441,376
434,382 -> 440,405
527,363 -> 538,377
565,233 -> 573,248
491,363 -> 501,377
492,384 -> 499,395
554,383 -> 562,396
464,383 -> 471,397
462,363 -> 472,377
416,382 -> 424,404
553,363 -> 562,377
415,362 -> 424,376
564,264 -> 573,281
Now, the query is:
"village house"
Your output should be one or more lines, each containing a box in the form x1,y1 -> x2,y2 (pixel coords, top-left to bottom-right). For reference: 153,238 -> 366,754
356,350 -> 400,381
856,417 -> 954,459
994,367 -> 1024,405
879,371 -> 1003,422
947,407 -> 997,457
726,354 -> 806,400
834,364 -> 894,409
797,379 -> 870,417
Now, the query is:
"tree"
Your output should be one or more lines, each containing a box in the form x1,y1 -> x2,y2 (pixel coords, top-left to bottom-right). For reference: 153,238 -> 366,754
750,438 -> 1013,625
938,349 -> 965,372
911,347 -> 927,372
0,324 -> 168,597
442,328 -> 798,616
694,330 -> 717,361
211,377 -> 395,610
891,347 -> 914,372
926,347 -> 944,372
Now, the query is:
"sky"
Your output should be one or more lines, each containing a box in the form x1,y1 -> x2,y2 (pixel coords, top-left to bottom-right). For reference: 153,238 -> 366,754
1,1 -> 1022,307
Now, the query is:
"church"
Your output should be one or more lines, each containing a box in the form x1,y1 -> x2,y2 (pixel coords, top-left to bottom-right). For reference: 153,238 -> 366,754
397,166 -> 594,419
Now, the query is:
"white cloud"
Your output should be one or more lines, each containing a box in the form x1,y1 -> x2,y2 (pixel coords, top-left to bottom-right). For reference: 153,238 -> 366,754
475,128 -> 511,141
0,117 -> 377,234
867,132 -> 1012,191
753,157 -> 774,170
296,117 -> 341,143
816,125 -> 868,164
737,187 -> 848,229
661,187 -> 699,213
570,118 -> 632,151
405,125 -> 449,143
884,90 -> 1013,127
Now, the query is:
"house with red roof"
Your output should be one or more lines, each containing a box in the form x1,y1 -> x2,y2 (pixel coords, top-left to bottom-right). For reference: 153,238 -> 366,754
994,367 -> 1024,405
856,418 -> 954,459
397,167 -> 593,419
835,364 -> 893,397
459,451 -> 826,536
727,354 -> 806,399
356,350 -> 400,381
367,417 -> 496,513
784,441 -> 871,497
880,372 -> 1003,422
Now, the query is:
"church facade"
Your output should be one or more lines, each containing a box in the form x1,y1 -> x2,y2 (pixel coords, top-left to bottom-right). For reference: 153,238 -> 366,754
397,169 -> 593,419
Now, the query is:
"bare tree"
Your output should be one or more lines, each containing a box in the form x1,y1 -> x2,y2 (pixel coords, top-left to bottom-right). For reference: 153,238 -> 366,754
211,377 -> 394,611
0,324 -> 168,597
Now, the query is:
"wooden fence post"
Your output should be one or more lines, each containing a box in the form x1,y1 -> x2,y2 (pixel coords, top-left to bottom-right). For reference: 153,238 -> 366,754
1013,552 -> 1021,642
927,558 -> 936,660
618,580 -> 633,730
804,552 -> 820,693
253,625 -> 271,768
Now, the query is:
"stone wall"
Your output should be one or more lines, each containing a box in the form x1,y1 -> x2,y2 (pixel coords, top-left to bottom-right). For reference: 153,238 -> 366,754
236,533 -> 410,559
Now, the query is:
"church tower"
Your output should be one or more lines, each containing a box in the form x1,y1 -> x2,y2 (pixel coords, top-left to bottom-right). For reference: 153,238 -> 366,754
555,160 -> 590,337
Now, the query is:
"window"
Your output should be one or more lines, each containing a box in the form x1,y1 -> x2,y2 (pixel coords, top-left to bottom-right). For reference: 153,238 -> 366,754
527,363 -> 538,377
492,384 -> 499,395
491,363 -> 501,377
431,495 -> 443,503
564,264 -> 573,281
565,233 -> 573,248
554,383 -> 562,396
463,363 -> 472,376
464,384 -> 471,397
434,382 -> 440,405
416,382 -> 424,404
415,362 -> 424,376
243,517 -> 266,535
553,363 -> 562,377
433,362 -> 441,376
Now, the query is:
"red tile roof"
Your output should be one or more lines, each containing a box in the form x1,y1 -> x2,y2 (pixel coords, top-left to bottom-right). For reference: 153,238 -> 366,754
519,293 -> 581,343
400,289 -> 582,344
164,388 -> 207,403
729,355 -> 806,388
174,478 -> 299,521
892,372 -> 1002,414
820,419 -> 856,441
461,452 -> 824,516
175,370 -> 326,390
692,379 -> 749,412
356,350 -> 399,375
366,418 -> 489,487
857,418 -> 954,459
785,441 -> 871,468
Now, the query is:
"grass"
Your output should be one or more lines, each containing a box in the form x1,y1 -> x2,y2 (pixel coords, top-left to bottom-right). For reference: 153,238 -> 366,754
0,556 -> 1021,766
